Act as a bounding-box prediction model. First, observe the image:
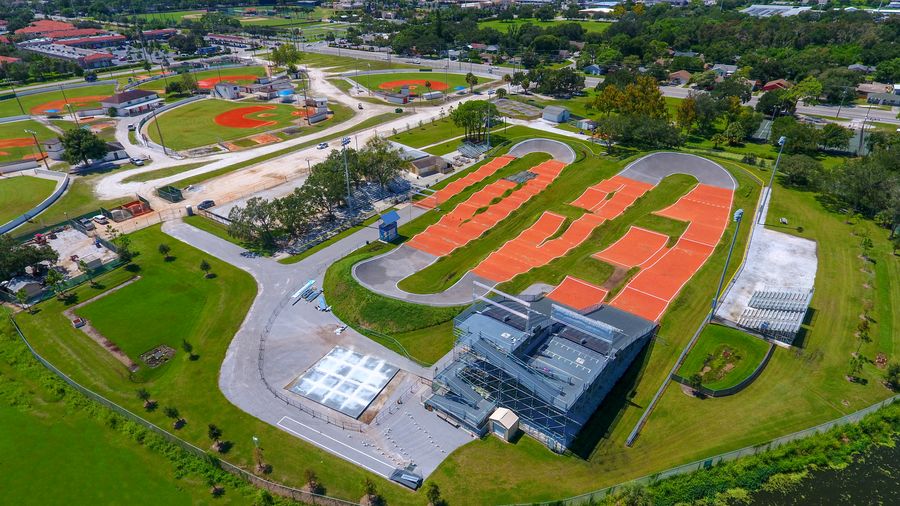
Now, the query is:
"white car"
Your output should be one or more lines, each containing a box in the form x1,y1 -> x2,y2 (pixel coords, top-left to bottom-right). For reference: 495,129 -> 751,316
92,215 -> 109,225
317,142 -> 329,150
413,59 -> 421,64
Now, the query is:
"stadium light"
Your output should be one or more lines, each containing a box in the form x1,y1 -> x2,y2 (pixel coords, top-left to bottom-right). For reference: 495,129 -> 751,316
760,136 -> 787,225
710,208 -> 744,322
25,129 -> 51,170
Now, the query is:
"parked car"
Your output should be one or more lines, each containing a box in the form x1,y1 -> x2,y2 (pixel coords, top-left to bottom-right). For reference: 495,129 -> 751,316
127,124 -> 136,131
78,218 -> 95,231
92,215 -> 109,225
197,200 -> 216,210
317,142 -> 329,150
129,157 -> 144,166
413,59 -> 421,64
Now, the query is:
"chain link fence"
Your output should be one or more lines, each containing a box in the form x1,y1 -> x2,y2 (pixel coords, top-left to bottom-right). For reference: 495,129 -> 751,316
8,315 -> 361,506
505,394 -> 899,506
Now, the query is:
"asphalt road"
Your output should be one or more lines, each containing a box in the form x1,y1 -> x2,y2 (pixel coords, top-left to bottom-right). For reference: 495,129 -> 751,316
301,43 -> 900,126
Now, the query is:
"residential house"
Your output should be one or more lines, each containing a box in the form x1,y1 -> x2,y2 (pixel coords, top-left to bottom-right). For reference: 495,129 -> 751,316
2,276 -> 43,299
0,55 -> 20,65
856,82 -> 891,98
142,29 -> 178,40
583,64 -> 605,75
100,90 -> 162,116
847,63 -> 876,74
710,64 -> 738,77
668,70 -> 692,85
762,79 -> 792,92
542,106 -> 570,123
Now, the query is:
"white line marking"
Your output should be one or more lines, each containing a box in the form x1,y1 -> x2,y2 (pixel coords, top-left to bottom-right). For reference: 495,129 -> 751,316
276,416 -> 394,476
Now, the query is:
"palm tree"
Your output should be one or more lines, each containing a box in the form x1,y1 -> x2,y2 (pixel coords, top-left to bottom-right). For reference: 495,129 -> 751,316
158,243 -> 171,260
465,72 -> 478,93
208,424 -> 223,451
711,133 -> 727,149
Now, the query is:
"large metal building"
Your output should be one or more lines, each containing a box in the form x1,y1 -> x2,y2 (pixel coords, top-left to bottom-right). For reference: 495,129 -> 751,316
426,286 -> 657,452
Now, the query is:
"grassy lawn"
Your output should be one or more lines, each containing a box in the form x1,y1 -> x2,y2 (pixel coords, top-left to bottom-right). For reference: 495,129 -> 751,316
121,162 -> 209,184
169,111 -> 400,189
0,84 -> 115,118
297,52 -> 415,72
133,67 -> 268,95
478,18 -> 611,33
0,408 -> 223,505
388,117 -> 463,148
0,119 -> 58,164
146,99 -> 313,150
0,176 -> 56,225
15,225 -> 420,505
134,9 -> 205,22
348,72 -> 485,95
677,325 -> 771,390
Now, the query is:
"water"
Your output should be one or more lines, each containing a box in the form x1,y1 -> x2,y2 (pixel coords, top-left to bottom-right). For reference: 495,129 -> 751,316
751,438 -> 899,505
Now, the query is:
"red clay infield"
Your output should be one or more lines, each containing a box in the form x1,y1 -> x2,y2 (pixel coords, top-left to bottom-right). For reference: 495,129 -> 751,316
30,96 -> 107,115
377,79 -> 449,92
214,105 -> 285,129
0,138 -> 34,148
197,75 -> 259,89
546,276 -> 609,311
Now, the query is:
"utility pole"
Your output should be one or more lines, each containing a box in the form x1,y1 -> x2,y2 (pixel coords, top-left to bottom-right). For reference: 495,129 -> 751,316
58,84 -> 77,123
25,129 -> 51,170
711,209 -> 744,322
857,105 -> 873,156
760,136 -> 787,225
66,104 -> 80,126
149,106 -> 169,156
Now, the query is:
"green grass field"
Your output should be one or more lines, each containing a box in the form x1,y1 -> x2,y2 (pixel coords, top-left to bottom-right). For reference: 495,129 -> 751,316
0,119 -> 58,164
478,18 -> 611,33
350,72 -> 485,95
0,84 -> 115,118
677,325 -> 771,390
0,176 -> 56,225
146,99 -> 310,150
133,66 -> 268,95
16,226 -> 419,505
133,9 -> 205,22
297,52 -> 415,72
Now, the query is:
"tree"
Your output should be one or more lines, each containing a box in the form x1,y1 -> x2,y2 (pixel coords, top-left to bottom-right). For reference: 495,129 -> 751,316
179,72 -> 199,94
820,123 -> 853,152
77,259 -> 97,288
207,424 -> 223,451
710,133 -> 727,149
304,469 -> 322,494
885,362 -> 900,391
199,259 -> 212,278
779,155 -> 822,189
362,477 -> 380,503
157,243 -> 171,260
771,117 -> 821,155
496,87 -> 507,99
60,127 -> 108,167
0,234 -> 58,281
617,76 -> 668,120
15,288 -> 28,310
786,76 -> 823,106
590,84 -> 621,118
44,269 -> 66,301
675,96 -> 697,132
755,89 -> 796,117
465,72 -> 478,93
847,355 -> 863,381
228,197 -> 279,249
163,406 -> 179,419
712,77 -> 752,103
359,136 -> 406,189
451,100 -> 498,144
270,43 -> 302,67
425,481 -> 442,506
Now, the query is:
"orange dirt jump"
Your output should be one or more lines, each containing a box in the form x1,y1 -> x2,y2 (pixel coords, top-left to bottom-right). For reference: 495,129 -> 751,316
197,75 -> 259,89
31,96 -> 107,115
377,79 -> 449,92
214,105 -> 280,129
0,138 -> 34,148
546,276 -> 609,312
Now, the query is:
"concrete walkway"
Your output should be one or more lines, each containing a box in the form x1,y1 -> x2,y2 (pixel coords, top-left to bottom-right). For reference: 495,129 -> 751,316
162,209 -> 471,478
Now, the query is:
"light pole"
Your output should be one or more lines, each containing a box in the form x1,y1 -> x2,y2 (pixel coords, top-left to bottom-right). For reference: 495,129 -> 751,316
8,81 -> 26,115
341,136 -> 352,213
149,106 -> 169,156
711,208 -> 744,321
760,136 -> 787,225
66,104 -> 80,126
25,129 -> 51,170
58,84 -> 77,123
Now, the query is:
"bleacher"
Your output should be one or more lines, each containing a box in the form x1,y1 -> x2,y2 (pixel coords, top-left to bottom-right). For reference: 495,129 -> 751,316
737,289 -> 813,344
458,141 -> 491,159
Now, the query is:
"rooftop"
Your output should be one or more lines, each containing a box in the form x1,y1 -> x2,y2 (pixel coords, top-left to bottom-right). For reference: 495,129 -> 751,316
101,89 -> 157,104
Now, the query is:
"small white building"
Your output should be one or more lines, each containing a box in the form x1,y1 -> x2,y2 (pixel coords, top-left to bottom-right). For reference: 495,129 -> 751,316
213,81 -> 241,99
2,276 -> 43,299
305,96 -> 328,108
422,91 -> 443,101
489,408 -> 520,443
307,106 -> 329,124
100,90 -> 161,116
542,105 -> 570,124
575,119 -> 596,131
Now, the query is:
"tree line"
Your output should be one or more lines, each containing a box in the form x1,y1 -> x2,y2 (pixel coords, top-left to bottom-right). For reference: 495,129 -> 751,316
227,137 -> 408,250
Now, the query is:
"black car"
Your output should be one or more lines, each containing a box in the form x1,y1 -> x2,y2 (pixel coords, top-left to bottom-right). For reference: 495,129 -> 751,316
197,200 -> 216,210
